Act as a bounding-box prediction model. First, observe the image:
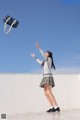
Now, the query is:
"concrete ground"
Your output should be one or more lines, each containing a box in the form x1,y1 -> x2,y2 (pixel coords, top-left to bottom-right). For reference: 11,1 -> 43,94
7,109 -> 80,120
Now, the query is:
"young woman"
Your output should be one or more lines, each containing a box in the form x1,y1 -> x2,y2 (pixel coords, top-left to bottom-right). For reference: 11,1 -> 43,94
31,42 -> 60,112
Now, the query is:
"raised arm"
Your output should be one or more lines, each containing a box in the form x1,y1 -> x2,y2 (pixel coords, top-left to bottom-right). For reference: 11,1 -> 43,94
31,53 -> 43,64
36,42 -> 47,60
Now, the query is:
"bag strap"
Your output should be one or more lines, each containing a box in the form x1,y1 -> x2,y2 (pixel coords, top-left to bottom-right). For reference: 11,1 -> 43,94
4,17 -> 16,34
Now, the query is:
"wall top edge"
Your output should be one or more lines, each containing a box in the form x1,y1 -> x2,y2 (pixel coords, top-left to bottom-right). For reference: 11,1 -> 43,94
0,73 -> 80,75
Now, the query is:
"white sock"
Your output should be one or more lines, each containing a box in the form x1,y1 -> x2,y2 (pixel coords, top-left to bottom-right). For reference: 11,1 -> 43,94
50,106 -> 54,109
54,106 -> 58,109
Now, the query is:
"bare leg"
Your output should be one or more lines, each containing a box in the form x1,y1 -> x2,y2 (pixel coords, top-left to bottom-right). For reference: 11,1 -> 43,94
44,87 -> 53,106
44,84 -> 58,107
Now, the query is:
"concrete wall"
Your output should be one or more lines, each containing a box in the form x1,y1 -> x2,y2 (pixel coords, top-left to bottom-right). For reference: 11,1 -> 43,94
0,73 -> 80,115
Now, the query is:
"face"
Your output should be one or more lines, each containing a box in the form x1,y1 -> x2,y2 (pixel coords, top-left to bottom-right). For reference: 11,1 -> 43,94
45,52 -> 49,57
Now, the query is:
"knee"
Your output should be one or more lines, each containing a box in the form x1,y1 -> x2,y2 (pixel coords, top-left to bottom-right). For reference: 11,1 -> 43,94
44,90 -> 51,96
44,91 -> 49,96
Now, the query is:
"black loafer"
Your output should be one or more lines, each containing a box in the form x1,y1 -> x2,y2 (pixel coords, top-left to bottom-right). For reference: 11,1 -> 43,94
52,107 -> 60,112
47,108 -> 53,112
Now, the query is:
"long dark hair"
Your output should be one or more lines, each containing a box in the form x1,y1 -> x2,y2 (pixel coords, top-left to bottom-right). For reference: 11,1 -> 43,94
41,51 -> 56,69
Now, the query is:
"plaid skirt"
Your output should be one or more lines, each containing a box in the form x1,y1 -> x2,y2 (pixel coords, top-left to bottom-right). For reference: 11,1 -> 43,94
40,76 -> 55,88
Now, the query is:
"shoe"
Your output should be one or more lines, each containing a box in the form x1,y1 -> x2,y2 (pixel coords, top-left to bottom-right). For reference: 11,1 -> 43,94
47,108 -> 53,112
52,107 -> 60,112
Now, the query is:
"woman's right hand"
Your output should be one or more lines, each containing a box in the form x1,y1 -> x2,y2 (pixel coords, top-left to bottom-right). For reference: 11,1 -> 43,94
31,53 -> 35,58
31,53 -> 36,59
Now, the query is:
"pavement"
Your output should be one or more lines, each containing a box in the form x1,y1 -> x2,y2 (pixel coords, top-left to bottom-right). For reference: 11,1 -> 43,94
7,109 -> 80,120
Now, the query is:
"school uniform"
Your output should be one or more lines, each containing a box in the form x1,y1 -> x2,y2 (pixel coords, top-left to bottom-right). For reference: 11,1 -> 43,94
35,48 -> 55,88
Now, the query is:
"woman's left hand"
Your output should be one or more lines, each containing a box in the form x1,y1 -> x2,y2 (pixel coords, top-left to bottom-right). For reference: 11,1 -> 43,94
36,42 -> 40,49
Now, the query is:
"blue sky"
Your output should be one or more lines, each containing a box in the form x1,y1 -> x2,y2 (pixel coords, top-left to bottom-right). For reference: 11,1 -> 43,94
0,0 -> 80,73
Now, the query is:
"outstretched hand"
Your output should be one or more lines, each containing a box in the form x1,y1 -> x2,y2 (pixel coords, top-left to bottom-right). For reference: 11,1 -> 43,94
31,53 -> 35,58
31,53 -> 36,59
36,42 -> 40,49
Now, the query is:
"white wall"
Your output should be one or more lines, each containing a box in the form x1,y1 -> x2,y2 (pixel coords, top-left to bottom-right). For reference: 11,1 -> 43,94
0,73 -> 80,115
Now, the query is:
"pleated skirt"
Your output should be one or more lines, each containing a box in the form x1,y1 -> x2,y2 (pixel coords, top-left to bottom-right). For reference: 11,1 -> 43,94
40,76 -> 55,88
